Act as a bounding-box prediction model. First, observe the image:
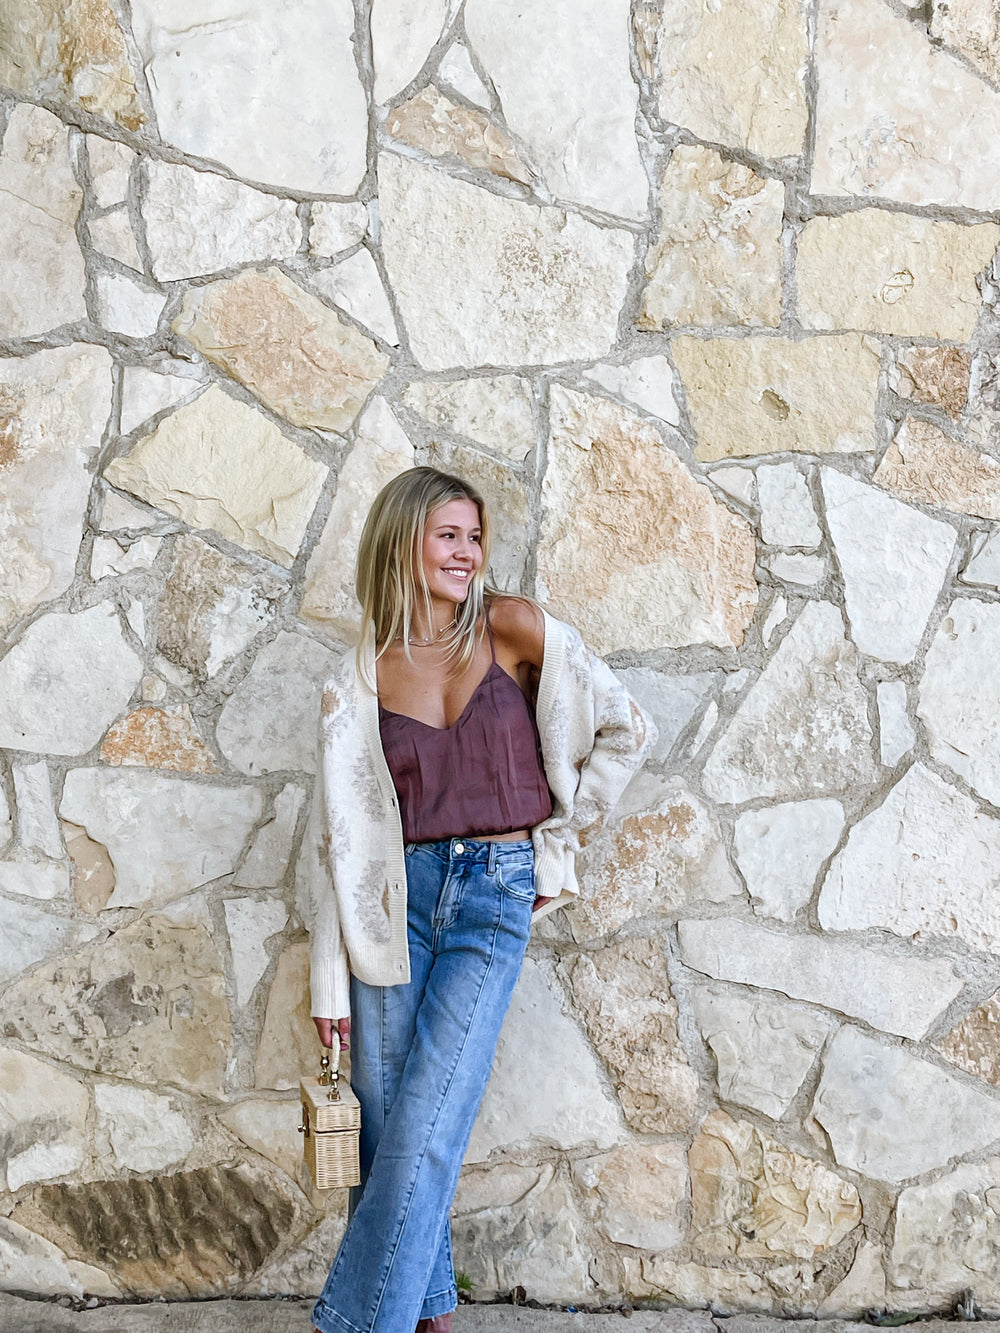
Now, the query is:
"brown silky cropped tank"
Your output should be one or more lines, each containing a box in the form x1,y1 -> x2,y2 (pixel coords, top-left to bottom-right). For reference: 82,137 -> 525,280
378,627 -> 553,843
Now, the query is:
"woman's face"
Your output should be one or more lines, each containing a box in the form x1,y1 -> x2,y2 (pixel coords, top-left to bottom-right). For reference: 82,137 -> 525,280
420,498 -> 483,607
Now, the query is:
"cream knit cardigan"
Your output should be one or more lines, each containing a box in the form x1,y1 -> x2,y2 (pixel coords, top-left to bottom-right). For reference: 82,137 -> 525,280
303,610 -> 653,1020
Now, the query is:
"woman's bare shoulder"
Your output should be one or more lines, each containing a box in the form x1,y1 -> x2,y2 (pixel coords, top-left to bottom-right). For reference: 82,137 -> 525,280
487,595 -> 545,667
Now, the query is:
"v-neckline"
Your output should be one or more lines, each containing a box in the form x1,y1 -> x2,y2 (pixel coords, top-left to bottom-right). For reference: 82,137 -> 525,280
378,660 -> 501,732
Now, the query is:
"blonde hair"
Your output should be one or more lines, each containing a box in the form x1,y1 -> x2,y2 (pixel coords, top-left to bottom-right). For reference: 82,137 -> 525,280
355,467 -> 496,684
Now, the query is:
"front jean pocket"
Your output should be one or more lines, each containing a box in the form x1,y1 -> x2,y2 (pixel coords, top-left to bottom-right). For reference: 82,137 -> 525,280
496,857 -> 536,902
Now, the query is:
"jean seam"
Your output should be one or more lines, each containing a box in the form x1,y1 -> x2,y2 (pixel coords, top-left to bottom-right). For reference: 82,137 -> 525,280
367,927 -> 499,1330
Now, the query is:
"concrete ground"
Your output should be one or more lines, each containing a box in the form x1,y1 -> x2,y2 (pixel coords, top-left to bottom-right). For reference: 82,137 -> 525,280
0,1297 -> 977,1333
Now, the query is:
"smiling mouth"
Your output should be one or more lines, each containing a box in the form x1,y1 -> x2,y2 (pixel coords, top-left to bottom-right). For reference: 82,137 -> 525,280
443,568 -> 470,578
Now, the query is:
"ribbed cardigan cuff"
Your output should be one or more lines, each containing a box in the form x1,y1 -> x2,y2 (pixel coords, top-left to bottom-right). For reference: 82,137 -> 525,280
310,944 -> 351,1020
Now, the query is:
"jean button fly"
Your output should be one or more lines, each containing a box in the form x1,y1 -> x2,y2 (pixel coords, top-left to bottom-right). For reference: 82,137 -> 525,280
453,841 -> 465,855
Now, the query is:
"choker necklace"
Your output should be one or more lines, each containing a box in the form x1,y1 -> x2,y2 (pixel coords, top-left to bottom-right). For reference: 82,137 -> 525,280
402,619 -> 457,647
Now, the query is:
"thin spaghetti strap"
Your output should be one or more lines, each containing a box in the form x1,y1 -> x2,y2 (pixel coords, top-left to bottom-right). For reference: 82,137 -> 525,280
485,610 -> 497,664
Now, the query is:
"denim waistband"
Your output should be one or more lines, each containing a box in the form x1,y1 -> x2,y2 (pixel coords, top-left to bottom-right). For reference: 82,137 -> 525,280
406,837 -> 533,866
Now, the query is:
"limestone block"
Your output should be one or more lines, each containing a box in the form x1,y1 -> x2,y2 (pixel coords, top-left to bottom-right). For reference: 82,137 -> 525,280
573,1143 -> 687,1249
234,784 -> 305,890
141,161 -> 302,282
875,418 -> 1000,521
756,466 -> 822,549
466,957 -> 622,1161
734,799 -> 844,921
158,533 -> 285,680
310,251 -> 400,347
437,43 -> 491,106
564,939 -> 699,1134
255,943 -> 319,1092
93,272 -> 164,339
813,0 -> 1000,211
452,1165 -> 593,1303
818,1241 -> 887,1318
309,202 -> 368,257
896,346 -> 971,417
217,1099 -> 302,1181
680,917 -> 961,1039
379,153 -> 633,368
86,137 -> 134,208
690,1111 -> 861,1259
571,772 -> 740,941
94,1084 -> 194,1174
0,104 -> 87,337
386,86 -> 532,185
691,984 -> 833,1119
919,599 -> 1000,805
892,1160 -> 1000,1305
657,0 -> 809,157
821,469 -> 956,664
820,764 -> 1000,955
371,0 -> 456,100
0,912 -> 231,1096
175,268 -> 389,432
766,552 -> 827,586
702,600 -> 877,805
0,1047 -> 90,1193
0,342 -> 109,632
711,466 -> 757,506
12,762 -> 62,859
60,768 -> 263,910
402,376 -> 535,461
617,668 -> 716,764
90,534 -> 163,579
105,386 -> 327,567
538,387 -> 757,653
937,990 -> 1000,1085
0,605 -> 142,756
224,897 -> 288,1006
87,210 -> 142,271
813,1025 -> 1000,1183
641,147 -> 783,329
622,1255 -> 807,1311
99,706 -> 219,774
300,398 -> 414,637
962,529 -> 1000,588
216,631 -> 339,776
0,0 -> 143,129
465,0 -> 646,219
130,0 -> 365,193
583,355 -> 680,426
119,367 -> 205,437
62,821 -> 115,913
252,1206 -> 348,1296
674,335 -> 880,460
798,212 -> 999,342
876,681 -> 915,767
932,0 -> 1000,81
0,859 -> 71,902
0,897 -> 98,988
0,1218 -> 100,1299
15,1160 -> 300,1297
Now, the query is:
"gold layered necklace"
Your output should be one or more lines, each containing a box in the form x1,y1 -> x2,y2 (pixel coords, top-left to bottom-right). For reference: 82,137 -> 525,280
402,619 -> 457,647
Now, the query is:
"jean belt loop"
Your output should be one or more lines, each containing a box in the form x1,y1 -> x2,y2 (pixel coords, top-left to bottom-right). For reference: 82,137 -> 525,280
487,840 -> 498,876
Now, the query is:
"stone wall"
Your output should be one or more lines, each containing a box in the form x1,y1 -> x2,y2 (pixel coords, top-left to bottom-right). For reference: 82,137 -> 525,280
2,0 -> 1000,1316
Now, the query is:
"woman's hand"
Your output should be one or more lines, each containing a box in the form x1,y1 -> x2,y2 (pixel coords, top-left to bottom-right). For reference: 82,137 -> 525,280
533,895 -> 554,913
313,1016 -> 351,1050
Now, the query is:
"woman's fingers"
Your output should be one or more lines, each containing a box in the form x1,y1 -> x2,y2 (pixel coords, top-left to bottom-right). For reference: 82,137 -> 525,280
337,1017 -> 351,1050
532,894 -> 554,912
312,1016 -> 335,1048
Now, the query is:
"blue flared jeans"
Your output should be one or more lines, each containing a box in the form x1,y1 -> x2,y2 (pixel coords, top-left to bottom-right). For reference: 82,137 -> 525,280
312,836 -> 536,1333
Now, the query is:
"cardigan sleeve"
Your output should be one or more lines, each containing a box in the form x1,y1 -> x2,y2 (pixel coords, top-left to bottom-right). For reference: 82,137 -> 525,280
298,714 -> 352,1021
532,616 -> 655,897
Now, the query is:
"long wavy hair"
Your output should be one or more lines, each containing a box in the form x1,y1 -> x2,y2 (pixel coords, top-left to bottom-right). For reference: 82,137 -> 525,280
355,467 -> 497,686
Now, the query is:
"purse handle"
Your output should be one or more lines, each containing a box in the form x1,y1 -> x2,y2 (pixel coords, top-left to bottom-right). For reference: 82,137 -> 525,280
318,1046 -> 343,1102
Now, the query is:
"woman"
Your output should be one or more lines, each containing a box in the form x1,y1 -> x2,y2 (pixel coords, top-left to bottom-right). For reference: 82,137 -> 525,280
307,467 -> 651,1333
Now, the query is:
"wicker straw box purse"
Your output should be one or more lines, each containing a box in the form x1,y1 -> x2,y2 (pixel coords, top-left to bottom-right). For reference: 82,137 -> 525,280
299,1049 -> 361,1190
